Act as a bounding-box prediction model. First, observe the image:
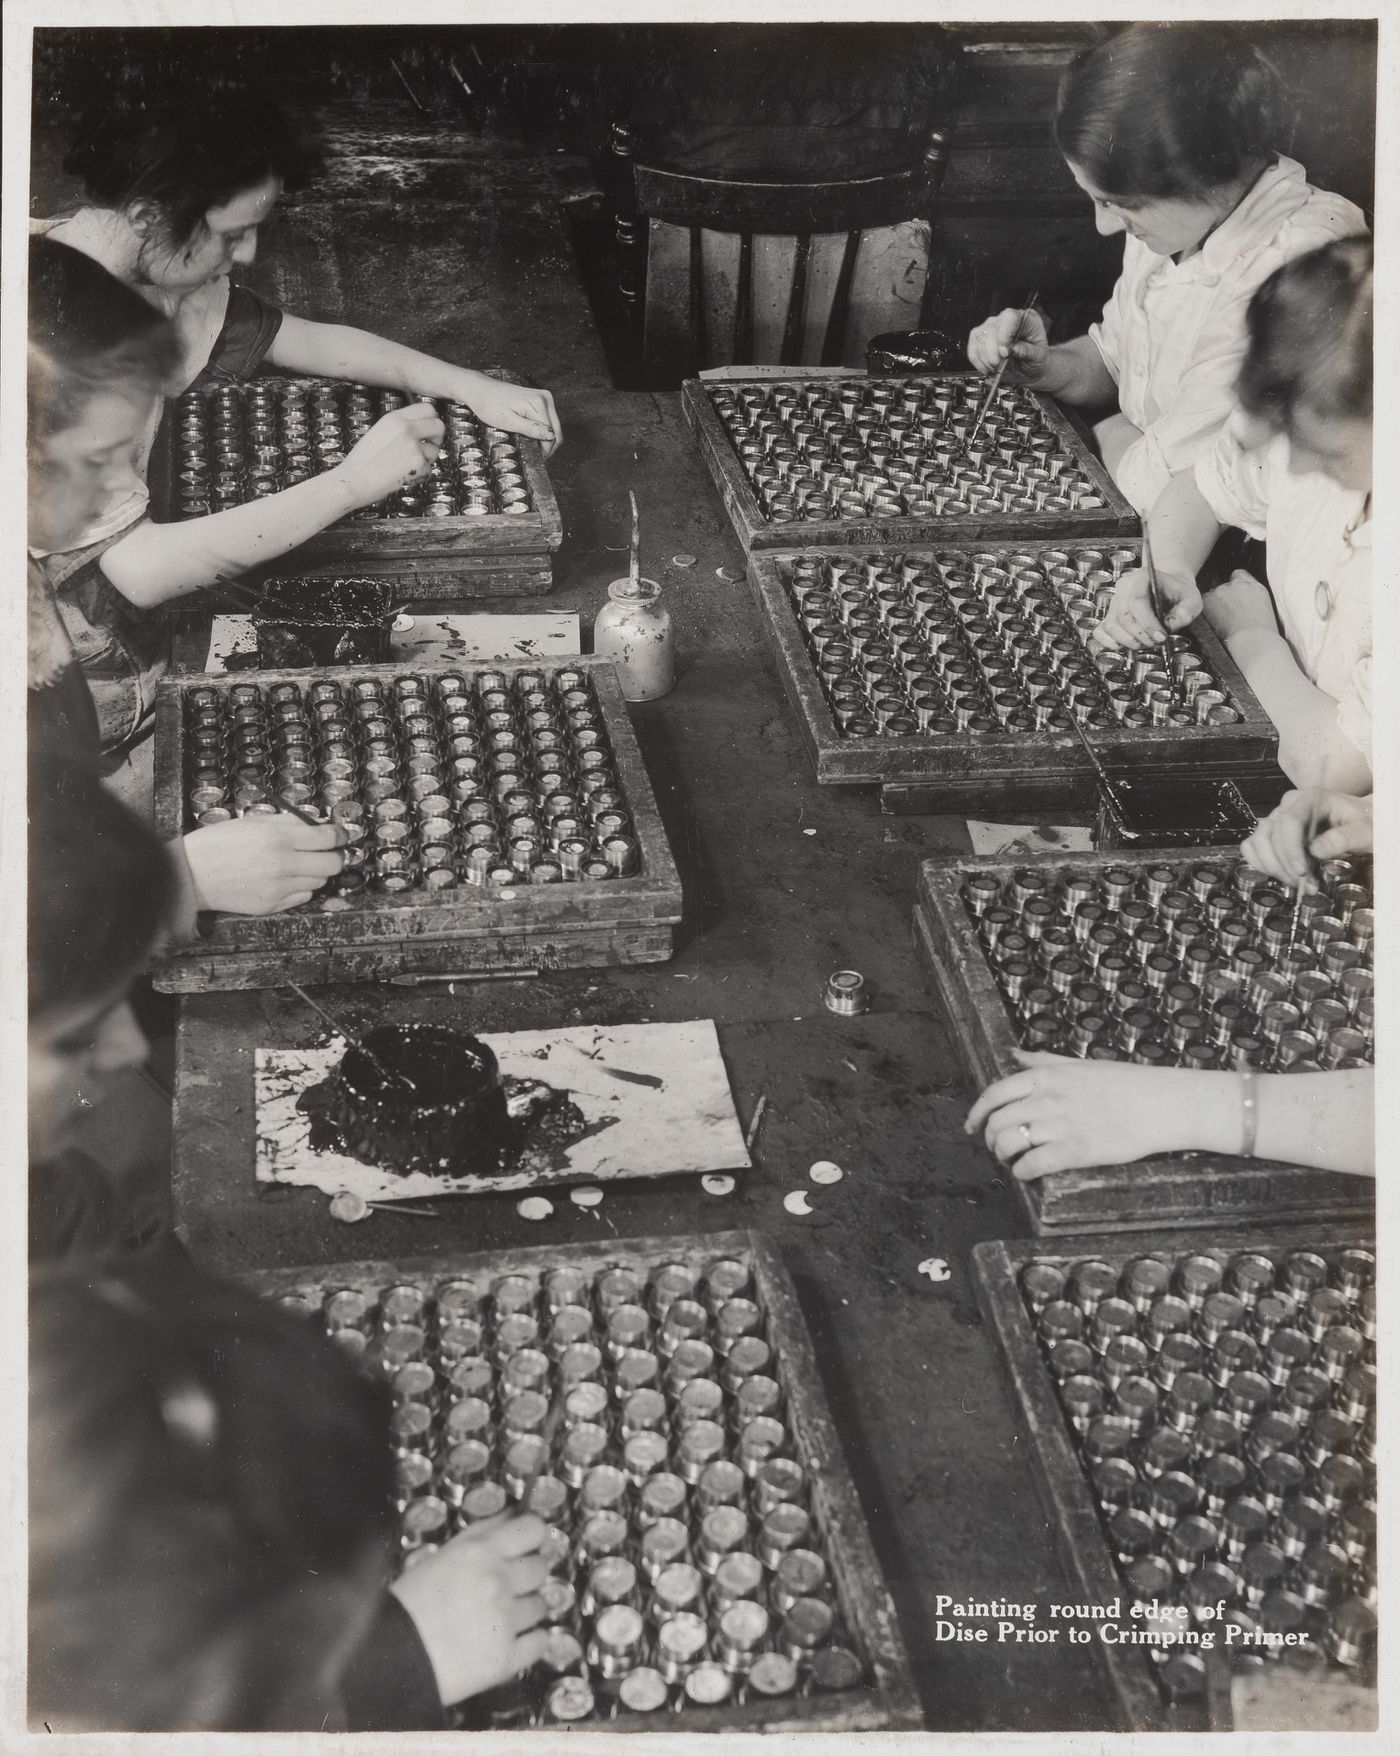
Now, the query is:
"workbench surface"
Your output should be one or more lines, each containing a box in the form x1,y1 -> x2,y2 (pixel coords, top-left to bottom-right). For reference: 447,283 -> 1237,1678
170,100 -> 1142,1732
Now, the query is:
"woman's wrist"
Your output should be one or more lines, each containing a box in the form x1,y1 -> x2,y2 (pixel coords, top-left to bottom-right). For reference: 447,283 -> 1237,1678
1174,1069 -> 1246,1156
1222,625 -> 1283,668
321,462 -> 380,518
1020,345 -> 1066,397
449,366 -> 495,408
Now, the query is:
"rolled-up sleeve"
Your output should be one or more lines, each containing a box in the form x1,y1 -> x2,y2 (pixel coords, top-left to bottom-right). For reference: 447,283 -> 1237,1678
1087,274 -> 1126,386
197,284 -> 285,386
1112,288 -> 1257,514
1335,652 -> 1372,763
341,1593 -> 445,1731
1193,429 -> 1273,542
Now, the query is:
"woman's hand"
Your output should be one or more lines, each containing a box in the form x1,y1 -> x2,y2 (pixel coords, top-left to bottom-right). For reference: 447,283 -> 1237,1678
389,1514 -> 549,1707
964,1051 -> 1235,1179
1092,565 -> 1202,651
966,306 -> 1051,386
1242,789 -> 1374,886
457,371 -> 562,456
1202,569 -> 1278,643
183,814 -> 346,915
332,402 -> 445,508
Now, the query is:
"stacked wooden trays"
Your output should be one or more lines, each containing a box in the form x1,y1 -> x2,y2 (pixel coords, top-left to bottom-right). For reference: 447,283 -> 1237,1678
681,371 -> 1138,553
151,657 -> 682,992
972,1226 -> 1377,1733
914,847 -> 1374,1235
748,538 -> 1278,811
241,1230 -> 921,1733
150,369 -> 562,597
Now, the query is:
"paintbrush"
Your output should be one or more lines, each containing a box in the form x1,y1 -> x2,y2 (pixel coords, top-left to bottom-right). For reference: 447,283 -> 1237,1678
1288,792 -> 1322,952
285,981 -> 417,1093
970,288 -> 1040,445
1063,704 -> 1132,825
271,788 -> 327,828
627,489 -> 641,595
388,970 -> 540,986
204,575 -> 264,615
1142,526 -> 1177,672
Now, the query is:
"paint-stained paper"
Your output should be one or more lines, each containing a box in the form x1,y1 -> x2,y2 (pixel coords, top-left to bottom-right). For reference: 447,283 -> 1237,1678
256,1019 -> 748,1202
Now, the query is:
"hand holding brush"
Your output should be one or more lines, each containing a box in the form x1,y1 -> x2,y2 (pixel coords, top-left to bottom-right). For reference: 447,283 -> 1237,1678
969,289 -> 1041,444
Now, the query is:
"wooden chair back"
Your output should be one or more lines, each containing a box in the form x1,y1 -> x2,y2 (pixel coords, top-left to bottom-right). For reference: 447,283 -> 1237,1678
612,122 -> 954,384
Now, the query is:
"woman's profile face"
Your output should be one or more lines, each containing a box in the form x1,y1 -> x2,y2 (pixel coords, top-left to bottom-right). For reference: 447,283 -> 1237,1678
1231,404 -> 1373,496
1066,161 -> 1227,259
1283,403 -> 1373,495
136,175 -> 281,294
30,985 -> 149,1158
30,389 -> 153,551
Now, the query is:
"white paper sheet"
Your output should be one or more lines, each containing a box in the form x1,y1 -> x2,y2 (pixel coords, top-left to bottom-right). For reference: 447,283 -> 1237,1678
255,1019 -> 749,1202
205,611 -> 581,673
965,821 -> 1095,857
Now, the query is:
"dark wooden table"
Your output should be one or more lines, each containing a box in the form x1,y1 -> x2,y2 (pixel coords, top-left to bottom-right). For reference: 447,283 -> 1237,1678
172,387 -> 1125,1731
169,98 -> 1129,1730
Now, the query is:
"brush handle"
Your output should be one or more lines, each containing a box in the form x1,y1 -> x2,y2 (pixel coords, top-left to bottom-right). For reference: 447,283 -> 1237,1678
272,790 -> 324,827
286,982 -> 411,1091
970,289 -> 1040,442
627,489 -> 641,593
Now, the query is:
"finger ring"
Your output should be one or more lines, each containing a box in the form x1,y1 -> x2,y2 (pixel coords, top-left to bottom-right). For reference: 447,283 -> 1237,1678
1019,1122 -> 1034,1146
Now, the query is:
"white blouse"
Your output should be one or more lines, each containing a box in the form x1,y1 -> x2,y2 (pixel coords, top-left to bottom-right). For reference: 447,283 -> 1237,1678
33,212 -> 232,551
1195,429 -> 1371,760
1089,157 -> 1365,514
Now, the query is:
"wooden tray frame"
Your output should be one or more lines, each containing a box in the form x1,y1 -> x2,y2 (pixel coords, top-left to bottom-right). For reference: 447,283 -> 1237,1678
150,369 -> 563,598
748,539 -> 1279,803
682,371 -> 1139,553
240,1229 -> 921,1734
971,1224 -> 1376,1734
151,657 -> 682,992
915,847 -> 1375,1235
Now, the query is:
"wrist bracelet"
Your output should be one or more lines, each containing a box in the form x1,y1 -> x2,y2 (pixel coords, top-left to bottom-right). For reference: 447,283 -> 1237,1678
1238,1067 -> 1258,1159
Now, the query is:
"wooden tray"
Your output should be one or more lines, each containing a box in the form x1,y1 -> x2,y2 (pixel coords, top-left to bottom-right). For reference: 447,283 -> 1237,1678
749,539 -> 1279,807
240,1230 -> 921,1734
682,371 -> 1138,553
149,369 -> 562,598
915,847 -> 1375,1235
972,1225 -> 1377,1734
151,657 -> 682,992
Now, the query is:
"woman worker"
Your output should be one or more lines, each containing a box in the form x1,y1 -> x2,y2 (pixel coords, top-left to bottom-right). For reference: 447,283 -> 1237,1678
28,756 -> 549,1729
30,234 -> 345,915
36,74 -> 562,784
1095,236 -> 1372,795
966,24 -> 1364,515
968,238 -> 1375,1184
965,791 -> 1375,1181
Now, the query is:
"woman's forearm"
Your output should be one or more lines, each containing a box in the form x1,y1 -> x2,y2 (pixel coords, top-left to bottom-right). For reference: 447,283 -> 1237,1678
1144,469 -> 1224,584
1037,335 -> 1119,409
1253,1072 -> 1374,1175
1222,628 -> 1372,791
1174,1068 -> 1372,1175
100,472 -> 358,604
268,316 -> 477,403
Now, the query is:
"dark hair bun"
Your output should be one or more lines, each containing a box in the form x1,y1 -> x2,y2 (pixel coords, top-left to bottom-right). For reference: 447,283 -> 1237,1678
62,74 -> 322,246
1055,24 -> 1287,202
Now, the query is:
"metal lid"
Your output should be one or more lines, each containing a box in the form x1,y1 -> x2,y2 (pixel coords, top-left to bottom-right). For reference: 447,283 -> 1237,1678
544,1676 -> 595,1722
747,1652 -> 799,1697
718,1598 -> 770,1651
683,1662 -> 734,1706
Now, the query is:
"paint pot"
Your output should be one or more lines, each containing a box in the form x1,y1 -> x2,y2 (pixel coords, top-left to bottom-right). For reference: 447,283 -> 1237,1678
334,1024 -> 508,1176
594,578 -> 675,701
